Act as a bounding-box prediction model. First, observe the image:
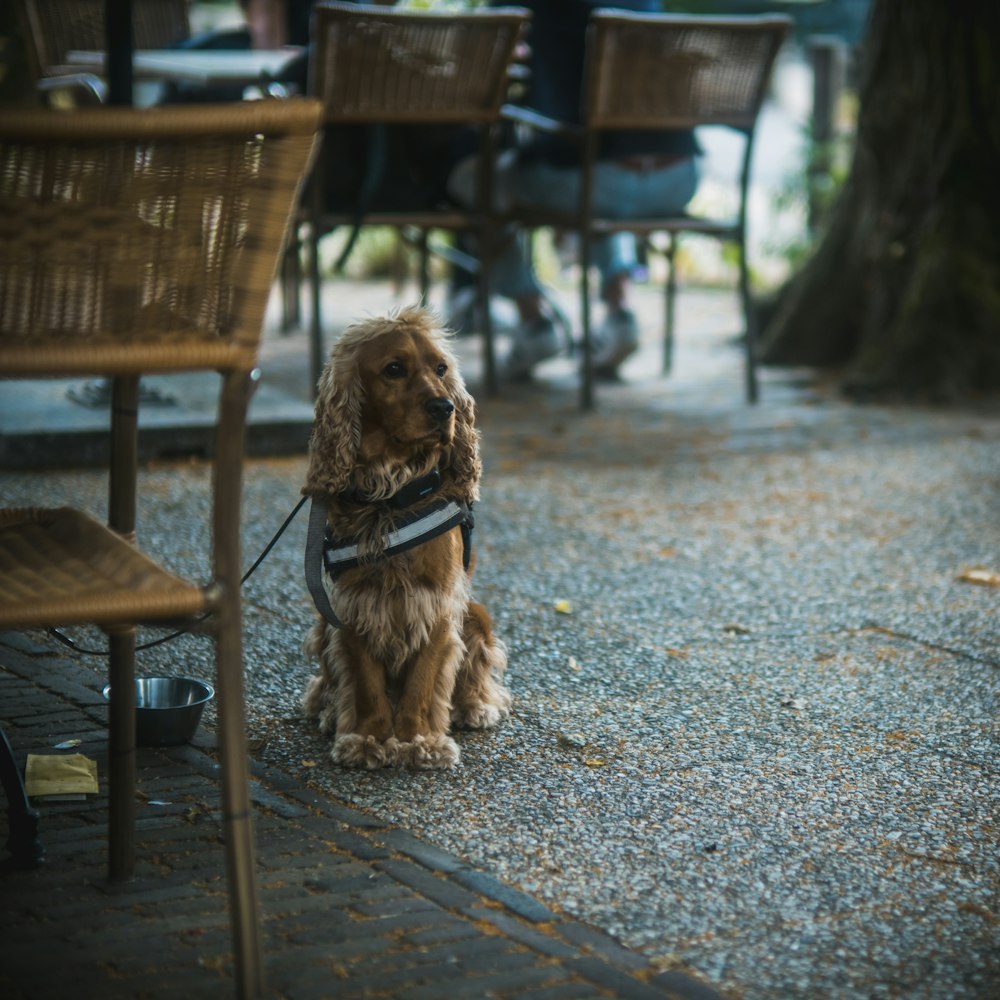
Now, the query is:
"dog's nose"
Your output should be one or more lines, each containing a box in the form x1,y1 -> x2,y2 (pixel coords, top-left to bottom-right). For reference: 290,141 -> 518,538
425,396 -> 455,424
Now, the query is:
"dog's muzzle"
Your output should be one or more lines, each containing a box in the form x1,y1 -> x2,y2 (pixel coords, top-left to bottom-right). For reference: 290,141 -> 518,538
425,396 -> 455,425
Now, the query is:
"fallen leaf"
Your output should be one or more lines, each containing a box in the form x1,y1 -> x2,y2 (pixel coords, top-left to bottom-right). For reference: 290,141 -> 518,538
183,800 -> 214,823
722,623 -> 751,635
554,599 -> 573,614
567,656 -> 581,671
301,759 -> 319,768
649,953 -> 685,972
957,568 -> 1000,587
584,756 -> 607,767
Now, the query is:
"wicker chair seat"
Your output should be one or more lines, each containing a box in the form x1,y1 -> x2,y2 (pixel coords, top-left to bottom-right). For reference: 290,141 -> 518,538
0,508 -> 206,630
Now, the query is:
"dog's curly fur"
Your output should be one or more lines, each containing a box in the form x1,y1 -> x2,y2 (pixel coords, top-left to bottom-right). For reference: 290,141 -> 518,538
301,307 -> 511,769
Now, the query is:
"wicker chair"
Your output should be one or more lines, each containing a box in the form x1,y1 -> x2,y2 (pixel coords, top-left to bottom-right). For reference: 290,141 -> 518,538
506,12 -> 790,409
0,99 -> 321,999
303,1 -> 530,395
16,0 -> 191,80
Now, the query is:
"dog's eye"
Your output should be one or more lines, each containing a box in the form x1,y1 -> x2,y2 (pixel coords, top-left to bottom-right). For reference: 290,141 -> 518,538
436,363 -> 448,378
383,362 -> 405,379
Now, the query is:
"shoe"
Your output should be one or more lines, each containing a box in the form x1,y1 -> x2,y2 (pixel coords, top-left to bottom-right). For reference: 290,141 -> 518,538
446,287 -> 518,337
503,315 -> 560,380
591,307 -> 639,376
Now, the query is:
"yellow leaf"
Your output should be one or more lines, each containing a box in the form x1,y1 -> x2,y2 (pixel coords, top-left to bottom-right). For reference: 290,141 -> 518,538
554,599 -> 573,614
584,756 -> 607,767
301,759 -> 319,768
957,567 -> 1000,587
567,656 -> 581,671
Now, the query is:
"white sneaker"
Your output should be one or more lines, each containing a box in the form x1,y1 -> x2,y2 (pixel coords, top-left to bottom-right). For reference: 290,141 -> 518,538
503,316 -> 560,380
591,307 -> 639,375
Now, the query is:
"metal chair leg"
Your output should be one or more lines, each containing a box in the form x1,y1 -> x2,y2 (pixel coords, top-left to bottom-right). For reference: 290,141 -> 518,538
309,222 -> 325,398
280,233 -> 302,333
738,231 -> 758,404
664,233 -> 676,376
107,627 -> 136,882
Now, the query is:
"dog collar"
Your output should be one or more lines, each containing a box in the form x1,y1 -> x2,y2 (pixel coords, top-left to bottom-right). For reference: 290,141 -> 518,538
341,468 -> 442,510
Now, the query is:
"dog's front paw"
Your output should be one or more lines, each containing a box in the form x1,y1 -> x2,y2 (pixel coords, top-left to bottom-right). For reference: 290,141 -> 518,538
332,733 -> 400,769
396,734 -> 460,770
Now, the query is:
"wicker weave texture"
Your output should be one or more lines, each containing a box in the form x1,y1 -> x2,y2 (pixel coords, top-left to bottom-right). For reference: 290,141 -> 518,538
587,15 -> 790,130
18,0 -> 191,79
0,100 -> 321,375
311,2 -> 529,123
0,508 -> 206,628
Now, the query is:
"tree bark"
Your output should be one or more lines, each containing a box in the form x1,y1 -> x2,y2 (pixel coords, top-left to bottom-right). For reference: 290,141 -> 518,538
760,0 -> 1000,400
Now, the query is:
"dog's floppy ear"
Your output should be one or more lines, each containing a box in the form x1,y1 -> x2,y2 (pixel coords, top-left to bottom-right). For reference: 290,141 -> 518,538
444,367 -> 482,505
302,344 -> 364,499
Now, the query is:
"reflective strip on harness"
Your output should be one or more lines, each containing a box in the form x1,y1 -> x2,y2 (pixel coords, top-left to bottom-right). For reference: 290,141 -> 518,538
323,498 -> 471,578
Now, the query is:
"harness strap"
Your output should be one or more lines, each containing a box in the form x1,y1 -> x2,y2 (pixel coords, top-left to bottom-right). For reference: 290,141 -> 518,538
305,498 -> 343,629
304,495 -> 474,629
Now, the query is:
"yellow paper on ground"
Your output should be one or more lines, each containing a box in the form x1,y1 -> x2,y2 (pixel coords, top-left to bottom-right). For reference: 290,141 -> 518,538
25,753 -> 99,798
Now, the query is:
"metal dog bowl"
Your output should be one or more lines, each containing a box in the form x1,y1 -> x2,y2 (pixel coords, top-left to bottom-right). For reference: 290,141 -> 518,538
103,677 -> 215,747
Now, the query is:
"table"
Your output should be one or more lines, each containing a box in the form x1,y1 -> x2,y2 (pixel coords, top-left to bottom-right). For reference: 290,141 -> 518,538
65,48 -> 305,88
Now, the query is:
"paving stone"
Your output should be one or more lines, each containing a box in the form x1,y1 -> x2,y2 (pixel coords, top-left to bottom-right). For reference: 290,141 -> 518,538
1,624 -> 723,999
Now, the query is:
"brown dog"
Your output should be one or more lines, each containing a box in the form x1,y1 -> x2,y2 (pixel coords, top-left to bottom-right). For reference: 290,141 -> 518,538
301,307 -> 511,768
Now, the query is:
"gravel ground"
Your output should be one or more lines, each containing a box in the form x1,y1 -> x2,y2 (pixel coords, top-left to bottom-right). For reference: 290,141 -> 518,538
3,285 -> 997,1000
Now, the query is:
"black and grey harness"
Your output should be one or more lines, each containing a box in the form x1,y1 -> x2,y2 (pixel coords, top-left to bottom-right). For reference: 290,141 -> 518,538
304,469 -> 474,629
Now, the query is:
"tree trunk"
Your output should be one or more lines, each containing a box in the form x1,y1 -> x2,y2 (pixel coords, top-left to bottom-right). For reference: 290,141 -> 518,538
760,0 -> 1000,400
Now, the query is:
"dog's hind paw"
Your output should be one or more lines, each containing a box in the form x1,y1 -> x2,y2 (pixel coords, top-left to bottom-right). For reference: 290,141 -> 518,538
451,681 -> 513,730
396,734 -> 460,770
332,733 -> 400,769
450,700 -> 507,730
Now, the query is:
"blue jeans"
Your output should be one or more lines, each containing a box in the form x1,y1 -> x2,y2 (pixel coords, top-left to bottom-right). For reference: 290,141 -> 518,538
448,153 -> 700,301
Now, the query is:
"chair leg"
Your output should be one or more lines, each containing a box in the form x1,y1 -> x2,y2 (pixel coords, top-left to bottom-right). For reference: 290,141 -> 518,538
308,222 -> 324,398
108,374 -> 139,882
664,234 -> 676,376
579,240 -> 594,411
475,224 -> 499,396
737,233 -> 758,404
107,627 -> 136,882
215,371 -> 265,998
216,606 -> 265,999
417,229 -> 431,303
280,233 -> 301,333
